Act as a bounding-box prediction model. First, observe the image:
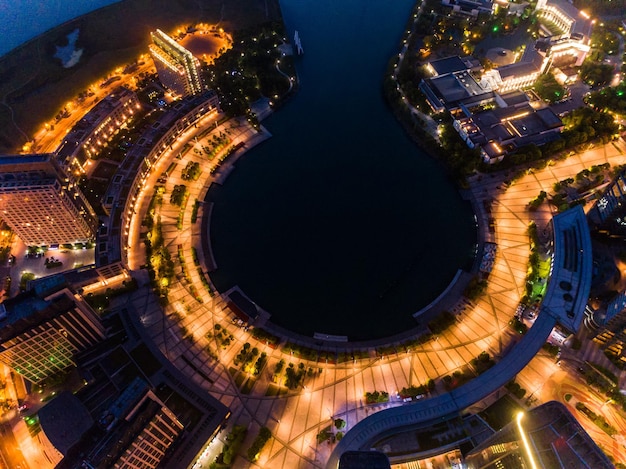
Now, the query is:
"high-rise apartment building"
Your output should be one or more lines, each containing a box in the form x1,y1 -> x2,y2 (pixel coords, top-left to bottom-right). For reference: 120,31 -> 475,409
40,378 -> 185,469
0,288 -> 105,383
149,29 -> 204,97
0,154 -> 96,245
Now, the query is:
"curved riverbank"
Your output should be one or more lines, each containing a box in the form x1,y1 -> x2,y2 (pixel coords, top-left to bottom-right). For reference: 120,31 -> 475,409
206,0 -> 477,341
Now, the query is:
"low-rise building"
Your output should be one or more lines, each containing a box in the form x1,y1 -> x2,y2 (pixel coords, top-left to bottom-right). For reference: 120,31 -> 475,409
464,401 -> 613,468
150,29 -> 204,98
480,46 -> 549,93
536,0 -> 593,39
419,56 -> 493,113
55,87 -> 141,174
453,91 -> 563,163
441,0 -> 497,18
40,379 -> 185,469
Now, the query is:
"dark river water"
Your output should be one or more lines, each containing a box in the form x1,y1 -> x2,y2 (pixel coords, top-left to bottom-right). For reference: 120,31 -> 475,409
207,0 -> 477,340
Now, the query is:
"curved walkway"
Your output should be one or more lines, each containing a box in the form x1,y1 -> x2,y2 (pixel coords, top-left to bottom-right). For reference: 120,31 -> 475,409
327,312 -> 557,468
122,92 -> 626,468
327,203 -> 594,467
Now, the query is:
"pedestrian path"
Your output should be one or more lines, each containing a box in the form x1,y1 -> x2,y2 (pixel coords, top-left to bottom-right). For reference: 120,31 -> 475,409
122,109 -> 626,468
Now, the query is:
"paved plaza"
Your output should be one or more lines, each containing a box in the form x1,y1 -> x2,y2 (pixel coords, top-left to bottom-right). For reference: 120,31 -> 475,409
118,116 -> 626,468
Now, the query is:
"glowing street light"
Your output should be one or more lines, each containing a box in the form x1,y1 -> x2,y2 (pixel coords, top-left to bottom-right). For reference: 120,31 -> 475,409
516,412 -> 538,469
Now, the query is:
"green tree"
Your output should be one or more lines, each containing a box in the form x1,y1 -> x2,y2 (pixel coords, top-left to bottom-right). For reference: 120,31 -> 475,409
533,74 -> 566,103
579,61 -> 614,87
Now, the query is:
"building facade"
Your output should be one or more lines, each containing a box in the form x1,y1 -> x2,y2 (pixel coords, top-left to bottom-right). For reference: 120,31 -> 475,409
0,154 -> 97,245
150,29 -> 204,97
0,288 -> 105,383
112,391 -> 185,469
56,86 -> 141,174
464,401 -> 613,468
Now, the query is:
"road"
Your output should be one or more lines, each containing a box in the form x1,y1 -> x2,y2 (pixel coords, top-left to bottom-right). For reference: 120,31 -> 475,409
0,422 -> 28,469
28,56 -> 156,155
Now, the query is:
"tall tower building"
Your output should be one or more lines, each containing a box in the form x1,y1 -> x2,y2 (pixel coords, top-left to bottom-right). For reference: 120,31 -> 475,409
149,29 -> 204,97
0,154 -> 96,245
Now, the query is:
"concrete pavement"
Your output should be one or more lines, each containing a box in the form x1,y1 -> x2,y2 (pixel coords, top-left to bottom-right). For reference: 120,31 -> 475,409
119,90 -> 626,467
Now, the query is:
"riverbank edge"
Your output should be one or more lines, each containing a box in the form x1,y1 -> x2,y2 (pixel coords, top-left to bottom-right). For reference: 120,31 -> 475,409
201,15 -> 483,351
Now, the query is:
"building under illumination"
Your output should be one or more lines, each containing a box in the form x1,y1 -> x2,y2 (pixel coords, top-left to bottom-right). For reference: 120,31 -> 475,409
39,380 -> 184,469
452,91 -> 563,163
149,29 -> 204,97
479,47 -> 550,94
533,0 -> 592,71
0,288 -> 105,383
0,154 -> 97,245
464,401 -> 613,468
55,86 -> 141,174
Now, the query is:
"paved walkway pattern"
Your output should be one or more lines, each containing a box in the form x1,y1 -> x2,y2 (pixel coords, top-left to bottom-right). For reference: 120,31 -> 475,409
120,111 -> 626,468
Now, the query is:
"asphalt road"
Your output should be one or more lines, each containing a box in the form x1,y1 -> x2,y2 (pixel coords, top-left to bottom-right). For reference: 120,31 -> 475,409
0,422 -> 28,469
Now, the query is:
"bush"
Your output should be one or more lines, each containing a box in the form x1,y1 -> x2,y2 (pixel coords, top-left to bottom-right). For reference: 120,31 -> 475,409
575,402 -> 617,436
170,184 -> 188,206
464,275 -> 487,301
428,311 -> 456,334
505,380 -> 527,399
251,327 -> 281,346
19,272 -> 35,291
317,427 -> 332,443
218,425 -> 247,466
247,427 -> 271,461
509,317 -> 527,334
400,384 -> 429,398
543,343 -> 560,357
365,390 -> 389,404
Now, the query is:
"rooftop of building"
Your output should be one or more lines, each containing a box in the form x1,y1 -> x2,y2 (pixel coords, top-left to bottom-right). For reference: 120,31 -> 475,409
428,56 -> 470,76
459,102 -> 562,151
430,70 -> 488,103
0,154 -> 52,166
98,376 -> 148,430
27,263 -> 128,298
498,90 -> 530,107
55,86 -> 137,163
38,391 -> 94,456
465,401 -> 613,468
0,289 -> 77,342
539,0 -> 593,38
339,451 -> 391,469
542,205 -> 593,333
0,154 -> 62,182
496,47 -> 544,79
